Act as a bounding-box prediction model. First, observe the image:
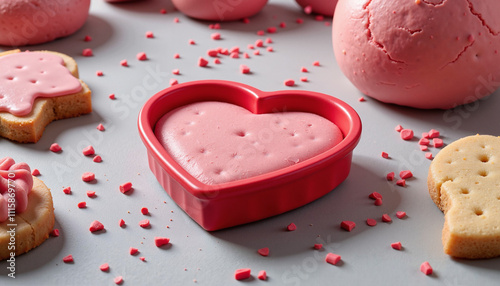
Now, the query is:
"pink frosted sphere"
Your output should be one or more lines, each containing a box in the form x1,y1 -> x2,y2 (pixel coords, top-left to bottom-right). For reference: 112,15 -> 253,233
333,0 -> 500,109
172,0 -> 268,21
295,0 -> 339,17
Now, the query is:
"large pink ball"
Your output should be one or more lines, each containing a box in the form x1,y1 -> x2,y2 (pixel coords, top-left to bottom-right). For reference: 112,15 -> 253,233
0,0 -> 91,46
333,0 -> 500,109
295,0 -> 338,17
172,0 -> 268,22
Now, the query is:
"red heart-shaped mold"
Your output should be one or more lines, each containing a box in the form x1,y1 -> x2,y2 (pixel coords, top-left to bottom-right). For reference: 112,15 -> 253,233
138,80 -> 361,231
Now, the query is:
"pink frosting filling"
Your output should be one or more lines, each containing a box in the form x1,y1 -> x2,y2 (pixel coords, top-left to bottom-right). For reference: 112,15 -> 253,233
154,101 -> 343,185
0,51 -> 82,116
0,157 -> 33,223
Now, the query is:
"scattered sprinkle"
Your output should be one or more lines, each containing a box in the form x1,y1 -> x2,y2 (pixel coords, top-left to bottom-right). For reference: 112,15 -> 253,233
396,211 -> 407,219
374,198 -> 383,206
395,125 -> 403,132
145,31 -> 154,38
366,218 -> 377,226
50,229 -> 60,237
369,192 -> 382,200
198,57 -> 209,67
50,143 -> 62,152
382,214 -> 392,222
386,172 -> 395,181
399,170 -> 413,179
120,59 -> 128,67
93,155 -> 102,163
136,52 -> 147,61
312,61 -> 320,66
313,244 -> 323,250
425,152 -> 433,160
96,71 -> 104,77
400,129 -> 414,140
82,172 -> 95,182
433,138 -> 444,148
341,220 -> 356,231
82,48 -> 93,57
62,254 -> 74,263
129,247 -> 139,255
240,64 -> 250,74
141,207 -> 149,215
77,201 -> 86,208
89,220 -> 104,232
119,219 -> 126,227
420,261 -> 433,275
211,33 -> 221,40
257,247 -> 269,257
391,242 -> 402,250
84,35 -> 92,42
396,179 -> 406,187
381,152 -> 389,159
119,182 -> 133,194
284,79 -> 295,87
100,263 -> 109,272
31,169 -> 40,176
96,124 -> 105,131
325,253 -> 341,265
87,191 -> 96,198
139,219 -> 150,228
109,93 -> 116,100
154,237 -> 170,247
82,145 -> 95,156
114,276 -> 123,285
234,268 -> 251,280
287,223 -> 297,231
257,270 -> 267,280
63,187 -> 71,195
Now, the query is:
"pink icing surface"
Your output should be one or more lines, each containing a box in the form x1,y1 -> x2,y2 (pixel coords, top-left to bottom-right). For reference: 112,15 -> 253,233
154,101 -> 343,185
0,51 -> 82,116
333,0 -> 500,109
0,157 -> 33,223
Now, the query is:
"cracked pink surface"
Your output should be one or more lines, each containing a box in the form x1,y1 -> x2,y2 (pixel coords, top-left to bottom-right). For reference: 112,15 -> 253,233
333,0 -> 500,109
0,157 -> 33,223
0,51 -> 82,116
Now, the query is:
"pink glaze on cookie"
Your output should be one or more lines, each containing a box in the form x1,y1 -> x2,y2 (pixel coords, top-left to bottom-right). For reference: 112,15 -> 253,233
154,101 -> 343,185
0,52 -> 82,116
0,157 -> 33,222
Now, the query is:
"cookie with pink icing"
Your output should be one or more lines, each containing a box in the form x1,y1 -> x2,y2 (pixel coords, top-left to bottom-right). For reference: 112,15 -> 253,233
0,157 -> 54,260
296,0 -> 338,16
171,0 -> 268,21
332,0 -> 500,109
0,50 -> 92,143
154,101 -> 343,185
0,0 -> 91,46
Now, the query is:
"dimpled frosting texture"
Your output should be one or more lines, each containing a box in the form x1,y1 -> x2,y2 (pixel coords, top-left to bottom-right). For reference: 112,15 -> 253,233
0,157 -> 33,223
155,101 -> 343,185
333,0 -> 500,109
0,51 -> 82,116
0,0 -> 90,46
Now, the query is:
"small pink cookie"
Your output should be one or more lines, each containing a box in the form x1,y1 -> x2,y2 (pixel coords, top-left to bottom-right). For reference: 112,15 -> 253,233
295,0 -> 338,17
154,101 -> 343,185
333,0 -> 500,109
0,0 -> 91,46
171,0 -> 268,21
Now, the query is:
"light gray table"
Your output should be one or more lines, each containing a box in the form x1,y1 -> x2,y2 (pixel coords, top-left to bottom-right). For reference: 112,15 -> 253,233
1,0 -> 500,285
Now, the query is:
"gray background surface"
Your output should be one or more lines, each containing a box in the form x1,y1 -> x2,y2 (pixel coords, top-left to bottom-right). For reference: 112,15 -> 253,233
1,0 -> 500,285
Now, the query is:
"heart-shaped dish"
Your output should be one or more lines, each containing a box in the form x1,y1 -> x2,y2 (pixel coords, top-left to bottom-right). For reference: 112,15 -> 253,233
138,80 -> 362,231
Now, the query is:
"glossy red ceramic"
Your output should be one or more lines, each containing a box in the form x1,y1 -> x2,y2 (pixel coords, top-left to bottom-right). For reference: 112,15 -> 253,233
138,80 -> 361,231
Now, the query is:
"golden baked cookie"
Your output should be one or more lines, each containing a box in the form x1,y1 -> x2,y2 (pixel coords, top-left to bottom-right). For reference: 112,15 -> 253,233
428,134 -> 500,259
0,49 -> 92,143
0,177 -> 55,260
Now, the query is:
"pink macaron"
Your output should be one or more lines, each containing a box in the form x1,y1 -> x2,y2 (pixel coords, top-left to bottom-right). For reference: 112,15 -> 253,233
171,0 -> 268,21
0,0 -> 91,46
333,0 -> 500,109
